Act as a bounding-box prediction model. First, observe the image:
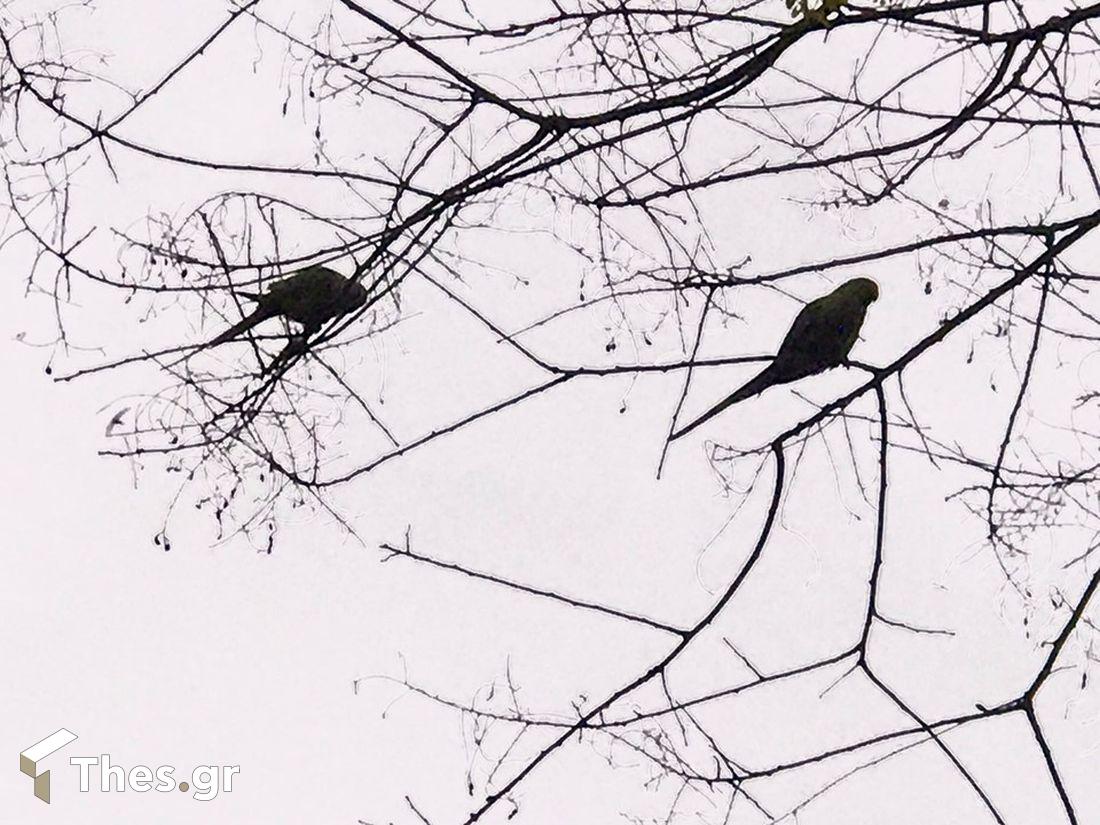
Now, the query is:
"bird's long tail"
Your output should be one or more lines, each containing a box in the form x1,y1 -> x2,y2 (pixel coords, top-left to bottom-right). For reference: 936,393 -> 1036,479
670,365 -> 779,442
204,306 -> 274,349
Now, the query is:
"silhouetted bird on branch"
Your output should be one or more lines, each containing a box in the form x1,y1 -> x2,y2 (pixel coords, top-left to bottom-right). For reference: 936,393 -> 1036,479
205,265 -> 369,349
671,277 -> 879,441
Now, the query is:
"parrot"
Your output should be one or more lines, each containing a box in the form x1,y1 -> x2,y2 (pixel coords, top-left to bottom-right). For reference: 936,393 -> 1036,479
670,277 -> 879,441
205,265 -> 369,349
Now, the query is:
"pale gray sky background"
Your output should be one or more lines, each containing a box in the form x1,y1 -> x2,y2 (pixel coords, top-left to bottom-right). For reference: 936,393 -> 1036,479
3,1 -> 1100,823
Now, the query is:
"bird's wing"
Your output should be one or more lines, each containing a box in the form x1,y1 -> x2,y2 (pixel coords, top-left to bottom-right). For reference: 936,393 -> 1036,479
770,295 -> 837,374
263,270 -> 315,305
264,266 -> 353,327
770,291 -> 865,379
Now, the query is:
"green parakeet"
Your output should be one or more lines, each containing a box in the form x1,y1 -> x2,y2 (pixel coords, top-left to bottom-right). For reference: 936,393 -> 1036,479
206,265 -> 368,348
671,277 -> 879,441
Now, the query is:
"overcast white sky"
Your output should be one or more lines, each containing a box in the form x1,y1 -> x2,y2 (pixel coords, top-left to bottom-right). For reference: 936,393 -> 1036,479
3,1 -> 1100,823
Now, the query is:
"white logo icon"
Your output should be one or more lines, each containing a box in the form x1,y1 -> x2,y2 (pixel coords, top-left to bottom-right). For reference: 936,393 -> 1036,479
20,728 -> 78,803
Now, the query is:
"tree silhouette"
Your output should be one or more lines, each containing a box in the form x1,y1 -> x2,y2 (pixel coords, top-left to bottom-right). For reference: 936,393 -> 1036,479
3,0 -> 1100,822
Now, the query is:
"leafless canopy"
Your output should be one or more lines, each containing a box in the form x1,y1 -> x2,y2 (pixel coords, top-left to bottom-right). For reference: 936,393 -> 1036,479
4,0 -> 1100,822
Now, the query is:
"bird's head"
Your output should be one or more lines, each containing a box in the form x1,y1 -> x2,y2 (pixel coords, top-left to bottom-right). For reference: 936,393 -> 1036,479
843,277 -> 879,306
350,279 -> 370,308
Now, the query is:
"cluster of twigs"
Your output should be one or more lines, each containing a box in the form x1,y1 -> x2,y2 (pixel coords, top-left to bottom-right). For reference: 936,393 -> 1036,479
5,0 -> 1100,821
